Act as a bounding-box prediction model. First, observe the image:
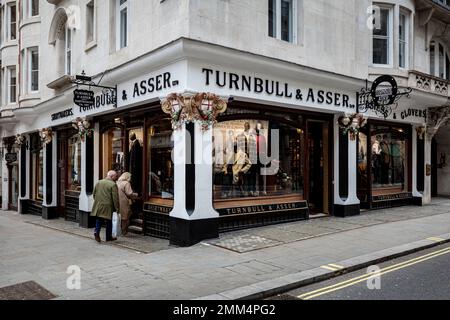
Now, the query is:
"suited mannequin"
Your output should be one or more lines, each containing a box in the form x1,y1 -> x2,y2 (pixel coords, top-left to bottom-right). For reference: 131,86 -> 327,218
129,132 -> 143,194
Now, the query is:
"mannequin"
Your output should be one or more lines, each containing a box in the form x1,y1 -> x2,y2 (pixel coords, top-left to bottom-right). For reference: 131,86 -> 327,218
129,132 -> 143,194
236,122 -> 257,197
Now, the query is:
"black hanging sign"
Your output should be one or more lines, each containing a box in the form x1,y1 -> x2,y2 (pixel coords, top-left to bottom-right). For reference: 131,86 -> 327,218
5,153 -> 18,164
357,75 -> 412,119
74,89 -> 95,108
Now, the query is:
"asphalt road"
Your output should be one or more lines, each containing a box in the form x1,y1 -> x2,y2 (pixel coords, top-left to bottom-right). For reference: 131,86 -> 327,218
273,244 -> 450,300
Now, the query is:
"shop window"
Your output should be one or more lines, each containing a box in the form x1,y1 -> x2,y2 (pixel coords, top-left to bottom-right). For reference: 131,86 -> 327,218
30,134 -> 44,201
370,125 -> 409,195
147,119 -> 174,200
67,134 -> 82,192
102,127 -> 125,177
213,119 -> 304,202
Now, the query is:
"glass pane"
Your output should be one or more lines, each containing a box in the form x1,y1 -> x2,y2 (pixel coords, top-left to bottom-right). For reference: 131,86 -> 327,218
38,149 -> 44,199
128,128 -> 144,194
373,8 -> 389,36
120,8 -> 128,48
11,165 -> 19,208
10,5 -> 16,40
373,38 -> 389,64
67,135 -> 82,191
439,43 -> 445,78
32,0 -> 39,16
148,119 -> 174,199
102,127 -> 125,177
31,50 -> 39,91
357,132 -> 368,203
371,126 -> 408,194
213,119 -> 304,201
268,0 -> 276,38
399,41 -> 406,68
446,54 -> 450,80
430,42 -> 435,76
281,0 -> 293,42
399,13 -> 406,41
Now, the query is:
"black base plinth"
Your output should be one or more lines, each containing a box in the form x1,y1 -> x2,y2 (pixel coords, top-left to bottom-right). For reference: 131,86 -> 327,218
19,199 -> 29,215
170,217 -> 219,247
413,197 -> 423,206
334,204 -> 361,217
42,206 -> 58,220
79,210 -> 96,229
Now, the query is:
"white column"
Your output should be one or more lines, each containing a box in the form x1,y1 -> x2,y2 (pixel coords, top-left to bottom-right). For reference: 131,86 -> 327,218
333,115 -> 345,205
170,123 -> 189,219
1,155 -> 9,211
79,137 -> 94,213
194,121 -> 218,220
411,126 -> 423,199
346,135 -> 360,205
42,132 -> 58,208
93,123 -> 100,187
18,135 -> 31,214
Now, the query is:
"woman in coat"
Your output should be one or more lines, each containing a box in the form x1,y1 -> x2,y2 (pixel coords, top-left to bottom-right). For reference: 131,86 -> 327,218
117,172 -> 139,235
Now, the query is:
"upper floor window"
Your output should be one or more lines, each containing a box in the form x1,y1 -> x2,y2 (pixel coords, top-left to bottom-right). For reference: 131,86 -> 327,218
116,0 -> 128,50
268,0 -> 297,43
27,0 -> 39,17
399,10 -> 409,69
29,47 -> 39,92
7,3 -> 17,41
65,27 -> 72,75
86,0 -> 96,44
430,40 -> 450,80
372,5 -> 392,66
7,66 -> 17,104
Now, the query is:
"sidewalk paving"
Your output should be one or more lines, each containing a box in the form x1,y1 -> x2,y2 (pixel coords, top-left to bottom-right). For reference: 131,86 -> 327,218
1,198 -> 450,300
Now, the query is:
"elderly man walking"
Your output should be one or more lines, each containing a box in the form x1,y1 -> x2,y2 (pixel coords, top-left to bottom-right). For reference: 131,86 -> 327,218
91,171 -> 120,243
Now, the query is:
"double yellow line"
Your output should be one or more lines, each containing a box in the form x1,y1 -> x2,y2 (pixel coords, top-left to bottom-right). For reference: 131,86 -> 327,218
299,245 -> 450,300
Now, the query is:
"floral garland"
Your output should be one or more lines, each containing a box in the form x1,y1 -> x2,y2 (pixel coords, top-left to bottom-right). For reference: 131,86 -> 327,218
72,117 -> 94,142
39,128 -> 53,145
338,113 -> 367,141
15,134 -> 26,147
162,93 -> 227,132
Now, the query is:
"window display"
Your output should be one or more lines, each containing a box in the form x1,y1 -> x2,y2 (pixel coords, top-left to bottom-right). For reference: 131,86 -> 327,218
147,119 -> 174,200
213,119 -> 304,201
67,134 -> 82,191
102,127 -> 125,176
370,125 -> 409,194
30,133 -> 44,200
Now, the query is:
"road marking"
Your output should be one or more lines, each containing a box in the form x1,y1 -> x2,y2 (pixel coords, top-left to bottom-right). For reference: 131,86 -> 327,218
320,265 -> 339,271
328,263 -> 344,270
299,246 -> 450,300
427,237 -> 445,243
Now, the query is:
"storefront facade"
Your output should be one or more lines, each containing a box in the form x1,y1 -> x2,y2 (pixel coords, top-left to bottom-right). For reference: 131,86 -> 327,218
0,38 -> 439,246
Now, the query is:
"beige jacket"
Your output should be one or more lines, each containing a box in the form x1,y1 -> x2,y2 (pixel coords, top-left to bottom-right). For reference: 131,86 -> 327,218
116,180 -> 138,221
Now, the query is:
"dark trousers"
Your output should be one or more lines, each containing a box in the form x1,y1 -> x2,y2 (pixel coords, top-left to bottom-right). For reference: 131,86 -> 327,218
95,218 -> 113,240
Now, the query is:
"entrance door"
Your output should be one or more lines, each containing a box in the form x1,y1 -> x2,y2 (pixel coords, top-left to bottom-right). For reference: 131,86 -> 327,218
307,121 -> 330,214
57,131 -> 68,218
8,163 -> 19,211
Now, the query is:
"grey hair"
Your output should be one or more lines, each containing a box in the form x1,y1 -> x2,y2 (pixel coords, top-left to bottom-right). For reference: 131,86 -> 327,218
107,171 -> 117,180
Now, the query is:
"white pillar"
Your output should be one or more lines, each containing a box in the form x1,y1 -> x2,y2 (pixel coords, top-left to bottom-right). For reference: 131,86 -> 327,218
194,121 -> 218,220
170,123 -> 189,220
423,136 -> 432,204
411,126 -> 423,199
333,115 -> 345,206
346,135 -> 360,205
18,135 -> 30,214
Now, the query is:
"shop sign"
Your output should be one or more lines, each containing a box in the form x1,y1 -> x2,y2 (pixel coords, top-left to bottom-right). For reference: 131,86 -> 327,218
51,108 -> 74,121
216,201 -> 308,216
74,89 -> 95,109
202,68 -> 356,110
357,75 -> 412,119
5,153 -> 17,164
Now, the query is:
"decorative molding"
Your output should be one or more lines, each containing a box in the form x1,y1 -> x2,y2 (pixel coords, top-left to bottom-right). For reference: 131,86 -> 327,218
161,92 -> 227,131
72,118 -> 94,142
15,134 -> 26,147
434,79 -> 448,95
427,106 -> 450,140
416,75 -> 431,91
416,126 -> 426,140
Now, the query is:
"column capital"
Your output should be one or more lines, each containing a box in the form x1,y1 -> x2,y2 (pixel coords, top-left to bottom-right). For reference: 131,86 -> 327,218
426,106 -> 450,140
161,92 -> 227,131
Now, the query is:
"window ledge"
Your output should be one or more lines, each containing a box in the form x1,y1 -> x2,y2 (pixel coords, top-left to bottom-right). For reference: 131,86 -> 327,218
47,75 -> 73,90
85,40 -> 97,52
19,16 -> 41,30
0,41 -> 19,50
19,93 -> 41,103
